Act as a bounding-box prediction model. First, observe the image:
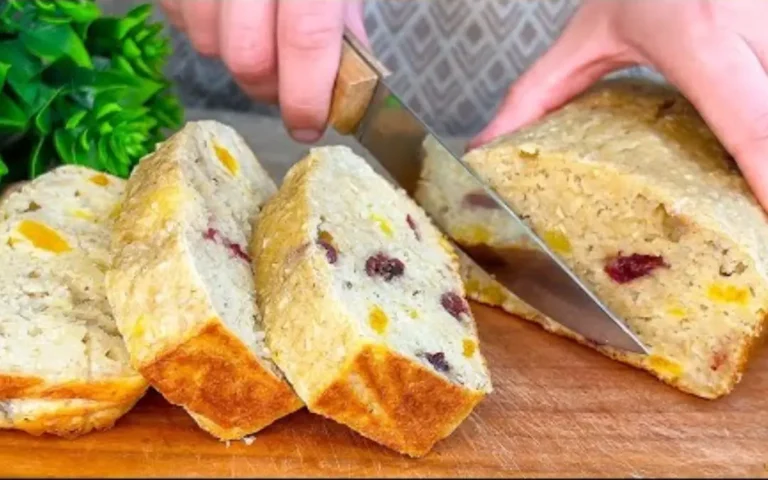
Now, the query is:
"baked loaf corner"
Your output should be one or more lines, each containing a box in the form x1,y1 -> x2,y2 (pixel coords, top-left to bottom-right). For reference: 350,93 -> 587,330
106,120 -> 302,440
0,165 -> 148,436
253,145 -> 492,457
416,78 -> 768,399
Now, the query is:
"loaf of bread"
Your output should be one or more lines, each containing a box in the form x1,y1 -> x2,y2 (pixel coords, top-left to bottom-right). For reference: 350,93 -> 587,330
415,79 -> 768,399
0,166 -> 148,436
252,146 -> 492,457
106,121 -> 302,440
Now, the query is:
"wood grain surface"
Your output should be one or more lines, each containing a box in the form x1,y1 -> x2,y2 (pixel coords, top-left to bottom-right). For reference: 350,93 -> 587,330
1,303 -> 766,478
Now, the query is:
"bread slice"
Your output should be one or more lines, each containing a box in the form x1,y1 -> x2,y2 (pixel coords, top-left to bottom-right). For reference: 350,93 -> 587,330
0,166 -> 148,436
415,79 -> 768,399
252,146 -> 492,458
106,120 -> 303,440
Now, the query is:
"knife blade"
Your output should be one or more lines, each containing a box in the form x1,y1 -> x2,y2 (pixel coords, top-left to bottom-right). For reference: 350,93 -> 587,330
327,31 -> 648,355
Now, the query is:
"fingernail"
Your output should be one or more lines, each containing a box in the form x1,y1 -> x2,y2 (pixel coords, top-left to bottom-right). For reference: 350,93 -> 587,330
291,129 -> 321,143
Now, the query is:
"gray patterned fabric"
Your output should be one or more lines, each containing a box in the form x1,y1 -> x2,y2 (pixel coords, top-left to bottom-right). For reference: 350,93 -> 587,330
98,0 -> 658,135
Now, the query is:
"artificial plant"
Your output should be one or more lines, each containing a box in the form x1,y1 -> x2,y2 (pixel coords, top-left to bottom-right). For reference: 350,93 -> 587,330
0,0 -> 183,184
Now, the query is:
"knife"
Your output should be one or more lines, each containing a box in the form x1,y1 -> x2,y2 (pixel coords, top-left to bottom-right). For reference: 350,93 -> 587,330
326,30 -> 648,355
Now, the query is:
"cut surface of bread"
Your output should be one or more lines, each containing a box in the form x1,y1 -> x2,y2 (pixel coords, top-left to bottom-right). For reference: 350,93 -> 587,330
106,120 -> 302,440
415,79 -> 768,399
253,146 -> 492,458
0,166 -> 148,436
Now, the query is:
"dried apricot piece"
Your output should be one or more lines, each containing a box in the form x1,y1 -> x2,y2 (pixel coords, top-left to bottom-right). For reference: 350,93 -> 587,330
214,143 -> 239,176
707,283 -> 750,305
462,339 -> 477,358
370,213 -> 394,238
368,306 -> 388,334
17,220 -> 71,253
542,229 -> 572,255
89,174 -> 110,186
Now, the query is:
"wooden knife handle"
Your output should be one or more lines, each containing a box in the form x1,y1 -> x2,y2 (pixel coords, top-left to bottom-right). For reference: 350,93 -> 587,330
328,33 -> 388,135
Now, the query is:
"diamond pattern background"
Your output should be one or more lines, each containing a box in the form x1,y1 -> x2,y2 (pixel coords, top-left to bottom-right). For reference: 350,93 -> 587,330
98,0 -> 659,136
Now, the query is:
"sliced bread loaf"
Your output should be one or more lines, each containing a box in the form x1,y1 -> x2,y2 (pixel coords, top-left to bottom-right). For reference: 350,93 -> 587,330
415,79 -> 768,399
252,146 -> 492,458
106,120 -> 302,440
0,166 -> 148,436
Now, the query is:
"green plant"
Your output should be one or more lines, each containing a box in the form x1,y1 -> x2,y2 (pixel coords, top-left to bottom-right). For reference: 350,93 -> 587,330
0,0 -> 183,184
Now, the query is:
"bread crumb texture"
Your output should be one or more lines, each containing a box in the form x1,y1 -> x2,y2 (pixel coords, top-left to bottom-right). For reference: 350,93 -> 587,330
0,165 -> 148,437
106,120 -> 301,441
416,79 -> 768,399
253,145 -> 492,457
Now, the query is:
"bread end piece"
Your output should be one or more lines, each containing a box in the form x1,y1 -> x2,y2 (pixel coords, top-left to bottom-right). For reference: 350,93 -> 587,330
107,120 -> 302,440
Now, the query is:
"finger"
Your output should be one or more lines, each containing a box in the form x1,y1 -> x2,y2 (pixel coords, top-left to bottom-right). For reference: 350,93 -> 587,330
160,0 -> 185,30
643,32 -> 768,208
236,76 -> 279,105
278,0 -> 345,142
180,0 -> 221,57
344,0 -> 370,48
469,7 -> 634,149
221,0 -> 277,87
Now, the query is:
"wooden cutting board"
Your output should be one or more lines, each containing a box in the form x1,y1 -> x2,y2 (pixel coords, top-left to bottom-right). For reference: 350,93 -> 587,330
2,112 -> 766,478
1,302 -> 766,478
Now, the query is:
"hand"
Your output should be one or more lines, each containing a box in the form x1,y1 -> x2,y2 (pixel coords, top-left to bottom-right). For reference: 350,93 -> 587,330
160,0 -> 368,143
470,0 -> 768,209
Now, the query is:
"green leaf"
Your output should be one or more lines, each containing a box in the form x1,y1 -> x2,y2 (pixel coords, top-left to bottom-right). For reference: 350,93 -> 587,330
65,109 -> 88,130
29,136 -> 48,178
0,40 -> 44,84
53,128 -> 76,164
0,153 -> 8,178
0,94 -> 28,131
33,87 -> 61,134
21,23 -> 93,68
56,0 -> 101,24
0,61 -> 10,89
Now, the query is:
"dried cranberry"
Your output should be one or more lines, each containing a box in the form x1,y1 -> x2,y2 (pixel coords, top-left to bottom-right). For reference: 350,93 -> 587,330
202,227 -> 251,263
441,292 -> 469,320
462,190 -> 499,209
365,252 -> 405,281
604,253 -> 668,284
423,351 -> 450,373
406,214 -> 421,241
224,240 -> 251,263
318,240 -> 338,264
202,228 -> 218,241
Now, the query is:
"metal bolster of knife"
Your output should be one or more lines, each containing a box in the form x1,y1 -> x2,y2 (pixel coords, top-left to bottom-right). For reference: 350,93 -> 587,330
328,30 -> 390,135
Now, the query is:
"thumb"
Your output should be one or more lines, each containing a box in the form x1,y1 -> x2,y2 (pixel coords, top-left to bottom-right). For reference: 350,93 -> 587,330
344,0 -> 370,48
469,6 -> 632,149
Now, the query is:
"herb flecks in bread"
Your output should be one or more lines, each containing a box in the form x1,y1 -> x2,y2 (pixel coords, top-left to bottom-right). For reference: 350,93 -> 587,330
0,166 -> 148,437
253,146 -> 492,458
106,120 -> 302,441
416,79 -> 768,399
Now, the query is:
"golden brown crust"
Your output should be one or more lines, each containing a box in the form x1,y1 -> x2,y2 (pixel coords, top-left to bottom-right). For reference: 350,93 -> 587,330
139,321 -> 303,440
0,398 -> 141,438
312,345 -> 484,458
0,374 -> 148,404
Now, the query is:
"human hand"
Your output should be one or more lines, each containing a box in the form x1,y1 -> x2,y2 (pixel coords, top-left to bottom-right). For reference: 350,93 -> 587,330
160,0 -> 368,143
470,0 -> 768,209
